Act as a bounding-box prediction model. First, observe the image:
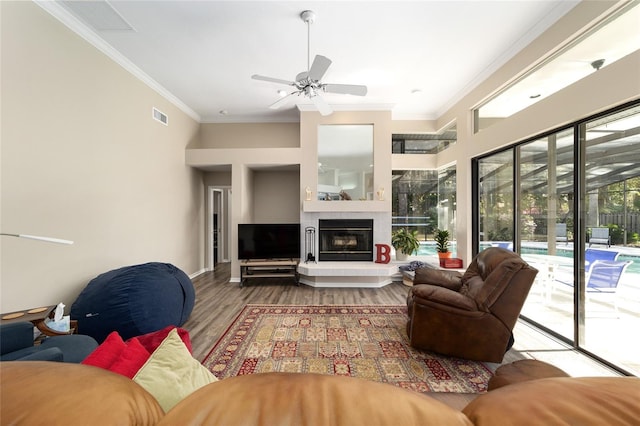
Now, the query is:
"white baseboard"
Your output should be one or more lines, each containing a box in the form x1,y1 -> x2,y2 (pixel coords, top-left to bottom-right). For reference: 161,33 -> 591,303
189,268 -> 207,279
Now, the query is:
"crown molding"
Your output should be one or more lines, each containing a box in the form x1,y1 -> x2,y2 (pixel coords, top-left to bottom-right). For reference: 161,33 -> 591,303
34,1 -> 201,123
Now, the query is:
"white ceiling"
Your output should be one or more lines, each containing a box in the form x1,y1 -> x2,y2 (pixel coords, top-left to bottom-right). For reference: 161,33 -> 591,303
44,0 -> 581,123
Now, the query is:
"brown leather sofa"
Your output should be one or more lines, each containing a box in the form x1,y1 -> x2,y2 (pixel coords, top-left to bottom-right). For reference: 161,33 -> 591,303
406,247 -> 538,362
1,361 -> 639,426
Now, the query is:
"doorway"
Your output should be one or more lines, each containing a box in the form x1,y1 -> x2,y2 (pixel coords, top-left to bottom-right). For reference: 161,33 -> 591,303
208,187 -> 229,270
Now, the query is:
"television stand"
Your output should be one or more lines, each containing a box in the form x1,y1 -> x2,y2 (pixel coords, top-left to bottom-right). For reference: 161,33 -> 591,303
240,259 -> 300,288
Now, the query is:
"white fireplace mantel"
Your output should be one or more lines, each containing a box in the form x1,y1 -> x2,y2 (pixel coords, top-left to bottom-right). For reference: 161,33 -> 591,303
302,200 -> 388,212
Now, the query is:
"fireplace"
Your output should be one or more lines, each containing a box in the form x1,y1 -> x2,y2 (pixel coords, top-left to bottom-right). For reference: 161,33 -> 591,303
318,219 -> 373,261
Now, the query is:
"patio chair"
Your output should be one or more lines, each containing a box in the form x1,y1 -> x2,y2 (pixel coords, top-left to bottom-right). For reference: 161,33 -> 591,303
589,227 -> 611,248
586,260 -> 632,313
492,242 -> 513,251
585,248 -> 619,273
556,223 -> 568,244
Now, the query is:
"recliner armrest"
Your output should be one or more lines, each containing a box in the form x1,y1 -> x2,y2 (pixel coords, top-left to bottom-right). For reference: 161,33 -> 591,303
413,268 -> 463,291
411,284 -> 477,311
0,322 -> 36,355
17,347 -> 64,362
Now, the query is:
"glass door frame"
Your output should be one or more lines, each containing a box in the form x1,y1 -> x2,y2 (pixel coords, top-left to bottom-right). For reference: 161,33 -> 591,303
472,99 -> 640,376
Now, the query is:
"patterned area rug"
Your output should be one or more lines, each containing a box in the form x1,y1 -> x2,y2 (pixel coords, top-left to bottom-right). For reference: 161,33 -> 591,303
202,304 -> 492,393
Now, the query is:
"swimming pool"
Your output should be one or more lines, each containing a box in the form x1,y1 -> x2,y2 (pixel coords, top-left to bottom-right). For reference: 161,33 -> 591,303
415,242 -> 640,274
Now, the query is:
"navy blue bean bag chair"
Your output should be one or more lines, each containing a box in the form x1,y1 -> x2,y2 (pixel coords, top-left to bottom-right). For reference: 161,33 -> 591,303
71,262 -> 195,343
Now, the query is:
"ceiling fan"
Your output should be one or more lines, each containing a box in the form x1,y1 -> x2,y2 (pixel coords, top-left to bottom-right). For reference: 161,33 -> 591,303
251,10 -> 367,116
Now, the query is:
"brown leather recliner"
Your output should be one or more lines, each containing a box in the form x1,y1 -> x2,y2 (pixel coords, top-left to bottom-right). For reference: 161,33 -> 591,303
406,247 -> 538,363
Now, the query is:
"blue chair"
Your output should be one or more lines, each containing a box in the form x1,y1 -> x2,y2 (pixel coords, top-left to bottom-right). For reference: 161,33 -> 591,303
585,249 -> 619,273
586,260 -> 632,313
492,242 -> 513,251
0,321 -> 98,363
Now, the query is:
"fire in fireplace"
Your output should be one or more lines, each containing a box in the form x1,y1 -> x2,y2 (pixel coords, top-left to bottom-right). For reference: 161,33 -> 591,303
318,219 -> 373,261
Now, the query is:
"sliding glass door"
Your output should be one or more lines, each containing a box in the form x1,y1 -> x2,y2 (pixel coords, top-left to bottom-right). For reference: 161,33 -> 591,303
517,129 -> 575,341
477,151 -> 514,251
580,105 -> 640,374
473,100 -> 640,375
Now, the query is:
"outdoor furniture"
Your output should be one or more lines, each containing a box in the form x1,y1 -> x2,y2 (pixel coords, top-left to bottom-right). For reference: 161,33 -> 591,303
556,223 -> 568,244
492,242 -> 513,251
586,260 -> 632,313
585,248 -> 619,273
406,247 -> 538,362
589,227 -> 611,247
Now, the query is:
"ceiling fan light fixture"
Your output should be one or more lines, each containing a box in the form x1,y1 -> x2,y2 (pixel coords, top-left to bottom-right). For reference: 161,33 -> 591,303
251,9 -> 367,116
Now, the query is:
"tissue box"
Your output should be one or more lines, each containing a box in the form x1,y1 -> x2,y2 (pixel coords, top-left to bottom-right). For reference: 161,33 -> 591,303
44,316 -> 71,332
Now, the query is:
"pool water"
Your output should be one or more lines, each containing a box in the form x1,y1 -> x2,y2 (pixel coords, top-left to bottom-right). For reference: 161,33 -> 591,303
520,246 -> 640,274
416,242 -> 640,274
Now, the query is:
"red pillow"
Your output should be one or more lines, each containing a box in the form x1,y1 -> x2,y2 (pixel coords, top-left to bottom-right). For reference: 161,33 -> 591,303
81,331 -> 126,369
132,326 -> 192,354
108,337 -> 150,378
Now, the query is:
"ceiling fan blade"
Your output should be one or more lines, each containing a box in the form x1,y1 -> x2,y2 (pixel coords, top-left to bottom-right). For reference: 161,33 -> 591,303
311,94 -> 333,116
308,55 -> 332,81
323,83 -> 368,96
252,74 -> 296,86
269,93 -> 295,110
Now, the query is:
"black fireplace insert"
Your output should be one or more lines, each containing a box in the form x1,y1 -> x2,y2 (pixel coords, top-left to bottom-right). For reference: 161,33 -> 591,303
318,219 -> 373,261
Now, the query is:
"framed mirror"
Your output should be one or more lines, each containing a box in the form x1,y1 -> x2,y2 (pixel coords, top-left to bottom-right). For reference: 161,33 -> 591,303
317,124 -> 374,201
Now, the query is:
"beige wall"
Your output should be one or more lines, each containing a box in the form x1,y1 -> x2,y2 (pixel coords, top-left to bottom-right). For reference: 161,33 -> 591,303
1,2 -> 203,312
253,170 -> 300,223
190,125 -> 303,279
204,171 -> 232,187
198,123 -> 299,149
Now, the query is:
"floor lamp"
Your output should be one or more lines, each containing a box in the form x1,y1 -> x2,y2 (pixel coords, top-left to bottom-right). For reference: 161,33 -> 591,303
0,233 -> 74,245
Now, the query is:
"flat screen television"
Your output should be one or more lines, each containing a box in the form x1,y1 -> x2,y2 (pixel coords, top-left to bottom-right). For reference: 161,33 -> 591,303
238,223 -> 301,260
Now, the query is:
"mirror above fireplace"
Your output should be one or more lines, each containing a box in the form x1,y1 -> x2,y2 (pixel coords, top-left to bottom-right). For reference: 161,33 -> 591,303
317,124 -> 373,201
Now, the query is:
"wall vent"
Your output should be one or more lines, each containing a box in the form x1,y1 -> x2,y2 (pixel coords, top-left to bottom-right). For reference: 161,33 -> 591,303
152,107 -> 168,125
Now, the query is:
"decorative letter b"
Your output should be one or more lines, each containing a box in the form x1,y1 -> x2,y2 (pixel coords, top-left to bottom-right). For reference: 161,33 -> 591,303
375,244 -> 391,264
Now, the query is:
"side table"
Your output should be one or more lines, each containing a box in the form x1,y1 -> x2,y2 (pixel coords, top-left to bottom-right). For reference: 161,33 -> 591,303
1,305 -> 56,325
1,305 -> 77,335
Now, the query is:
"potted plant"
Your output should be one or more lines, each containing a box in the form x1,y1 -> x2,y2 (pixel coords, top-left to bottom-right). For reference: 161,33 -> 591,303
391,228 -> 420,261
434,229 -> 452,266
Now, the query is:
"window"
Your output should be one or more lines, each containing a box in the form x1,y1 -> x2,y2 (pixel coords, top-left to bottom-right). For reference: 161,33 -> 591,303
474,3 -> 640,133
392,123 -> 456,154
392,166 -> 457,256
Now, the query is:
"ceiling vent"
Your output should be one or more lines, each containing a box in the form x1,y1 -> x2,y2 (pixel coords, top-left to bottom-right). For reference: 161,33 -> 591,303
152,108 -> 168,126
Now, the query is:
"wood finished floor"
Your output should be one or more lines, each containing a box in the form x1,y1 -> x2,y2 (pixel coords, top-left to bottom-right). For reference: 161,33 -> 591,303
182,262 -> 619,410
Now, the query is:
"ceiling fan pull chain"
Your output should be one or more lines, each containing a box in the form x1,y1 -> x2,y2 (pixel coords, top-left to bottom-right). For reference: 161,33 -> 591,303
307,18 -> 311,74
